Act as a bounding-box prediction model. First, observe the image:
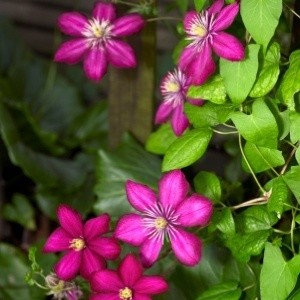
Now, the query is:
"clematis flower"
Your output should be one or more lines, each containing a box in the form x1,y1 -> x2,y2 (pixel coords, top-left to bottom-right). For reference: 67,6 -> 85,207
43,204 -> 121,281
90,254 -> 168,300
54,2 -> 145,81
179,0 -> 245,85
155,68 -> 204,136
114,170 -> 213,267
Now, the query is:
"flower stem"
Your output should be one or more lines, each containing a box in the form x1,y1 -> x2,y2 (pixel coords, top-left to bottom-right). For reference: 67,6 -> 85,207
231,196 -> 267,210
212,129 -> 238,135
280,142 -> 299,175
147,16 -> 182,22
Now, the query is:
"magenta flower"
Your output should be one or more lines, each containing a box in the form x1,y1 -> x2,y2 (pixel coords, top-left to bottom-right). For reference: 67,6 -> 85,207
43,205 -> 121,281
54,2 -> 145,81
90,254 -> 168,300
179,0 -> 245,85
114,170 -> 213,267
155,68 -> 204,136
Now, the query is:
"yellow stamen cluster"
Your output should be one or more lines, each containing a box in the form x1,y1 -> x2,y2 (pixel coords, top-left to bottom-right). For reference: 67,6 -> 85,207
155,217 -> 168,230
191,24 -> 207,37
119,287 -> 133,300
69,238 -> 85,251
165,81 -> 180,93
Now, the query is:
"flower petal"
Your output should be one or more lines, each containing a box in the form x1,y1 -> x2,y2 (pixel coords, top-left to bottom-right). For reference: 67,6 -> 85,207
207,0 -> 224,15
212,2 -> 239,32
177,194 -> 213,227
43,227 -> 71,253
114,214 -> 146,246
84,214 -> 110,240
58,12 -> 88,37
140,238 -> 163,268
83,47 -> 108,81
185,43 -> 216,85
54,250 -> 81,281
155,102 -> 173,124
183,11 -> 198,32
171,104 -> 189,136
119,254 -> 143,286
133,295 -> 152,300
57,204 -> 83,237
125,180 -> 157,212
106,40 -> 136,68
169,228 -> 202,266
90,270 -> 123,293
88,237 -> 121,260
134,276 -> 168,295
90,294 -> 119,300
212,32 -> 245,61
158,170 -> 189,210
54,39 -> 88,64
178,45 -> 196,71
187,98 -> 204,106
112,14 -> 145,37
92,2 -> 116,22
80,248 -> 106,279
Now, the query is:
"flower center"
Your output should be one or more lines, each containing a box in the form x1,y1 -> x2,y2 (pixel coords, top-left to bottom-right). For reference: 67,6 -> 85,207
84,18 -> 112,42
119,287 -> 133,300
165,81 -> 180,93
69,238 -> 85,251
191,24 -> 207,37
155,217 -> 168,229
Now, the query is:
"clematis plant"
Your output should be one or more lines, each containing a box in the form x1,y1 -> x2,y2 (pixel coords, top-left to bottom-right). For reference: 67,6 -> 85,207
115,170 -> 213,267
179,0 -> 244,84
54,2 -> 145,81
43,205 -> 120,280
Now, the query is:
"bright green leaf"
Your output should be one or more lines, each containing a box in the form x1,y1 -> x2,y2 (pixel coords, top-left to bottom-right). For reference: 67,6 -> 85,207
196,282 -> 242,300
289,112 -> 300,143
162,128 -> 212,171
283,166 -> 300,203
296,147 -> 300,166
241,0 -> 282,50
214,208 -> 236,236
194,0 -> 207,11
220,44 -> 260,104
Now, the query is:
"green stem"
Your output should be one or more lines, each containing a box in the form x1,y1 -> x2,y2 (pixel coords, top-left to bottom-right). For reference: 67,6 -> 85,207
213,129 -> 238,135
147,16 -> 181,22
291,208 -> 296,254
284,2 -> 300,19
280,142 -> 299,175
231,196 -> 267,210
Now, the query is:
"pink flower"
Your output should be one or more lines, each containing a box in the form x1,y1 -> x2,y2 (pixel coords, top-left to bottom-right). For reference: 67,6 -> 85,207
90,254 -> 168,300
54,2 -> 145,81
179,0 -> 245,85
155,68 -> 203,136
43,205 -> 121,281
114,170 -> 213,267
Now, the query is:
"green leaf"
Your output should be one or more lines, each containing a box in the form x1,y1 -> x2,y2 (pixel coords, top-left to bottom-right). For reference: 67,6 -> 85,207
260,243 -> 299,300
220,44 -> 260,104
185,102 -> 234,128
242,142 -> 285,173
193,171 -> 222,203
188,75 -> 227,104
214,208 -> 236,236
250,43 -> 281,98
283,166 -> 300,203
162,128 -> 212,171
196,282 -> 242,300
194,0 -> 207,11
241,0 -> 282,50
94,134 -> 161,218
289,112 -> 300,144
2,194 -> 36,230
145,124 -> 178,155
277,50 -> 300,110
296,147 -> 300,165
231,98 -> 278,148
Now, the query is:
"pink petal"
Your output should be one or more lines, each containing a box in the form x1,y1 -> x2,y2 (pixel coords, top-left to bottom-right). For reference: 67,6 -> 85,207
114,214 -> 146,246
112,14 -> 145,37
125,181 -> 157,212
88,237 -> 121,260
83,47 -> 108,81
207,0 -> 224,15
84,214 -> 110,240
57,204 -> 83,237
54,39 -> 88,64
212,2 -> 239,32
54,250 -> 81,281
169,228 -> 202,266
178,45 -> 196,71
92,2 -> 116,22
43,227 -> 71,253
134,276 -> 168,295
133,295 -> 152,300
183,11 -> 198,32
80,248 -> 106,279
140,238 -> 163,268
90,270 -> 123,293
57,12 -> 88,37
158,170 -> 189,210
90,294 -> 119,300
171,104 -> 189,136
186,43 -> 216,85
155,102 -> 173,124
106,40 -> 136,68
119,254 -> 143,286
212,32 -> 245,61
176,194 -> 213,227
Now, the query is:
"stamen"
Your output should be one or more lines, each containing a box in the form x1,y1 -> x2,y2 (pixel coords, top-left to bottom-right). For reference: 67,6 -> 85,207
69,238 -> 85,251
165,81 -> 180,93
191,24 -> 207,37
155,217 -> 168,229
119,287 -> 133,300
